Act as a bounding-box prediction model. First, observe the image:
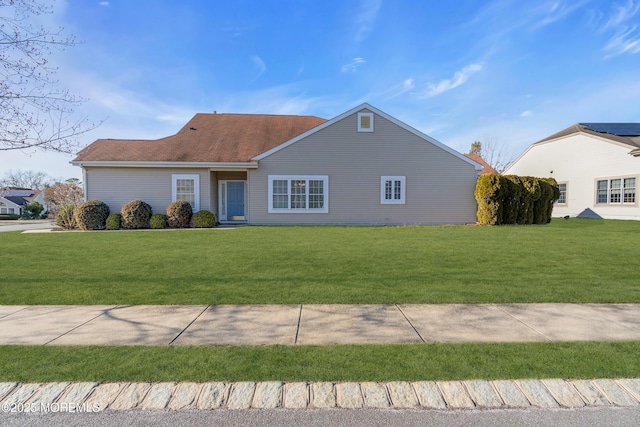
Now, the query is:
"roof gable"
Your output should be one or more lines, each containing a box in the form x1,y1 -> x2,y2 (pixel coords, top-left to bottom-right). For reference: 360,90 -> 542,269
506,123 -> 640,172
253,103 -> 481,169
536,123 -> 640,149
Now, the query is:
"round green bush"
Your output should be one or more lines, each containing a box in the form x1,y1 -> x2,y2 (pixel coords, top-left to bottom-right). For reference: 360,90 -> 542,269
166,200 -> 192,228
192,210 -> 217,228
106,213 -> 122,230
150,214 -> 168,229
75,200 -> 110,230
121,200 -> 152,229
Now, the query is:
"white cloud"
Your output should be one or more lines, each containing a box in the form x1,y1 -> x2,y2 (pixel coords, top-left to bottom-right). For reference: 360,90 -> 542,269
532,0 -> 588,28
99,1 -> 110,6
341,57 -> 366,72
604,0 -> 640,29
520,110 -> 534,117
377,78 -> 415,100
249,55 -> 266,82
601,0 -> 640,57
421,64 -> 483,98
354,0 -> 382,42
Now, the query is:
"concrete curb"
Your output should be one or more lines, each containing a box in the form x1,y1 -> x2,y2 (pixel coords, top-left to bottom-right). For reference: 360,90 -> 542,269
1,379 -> 639,412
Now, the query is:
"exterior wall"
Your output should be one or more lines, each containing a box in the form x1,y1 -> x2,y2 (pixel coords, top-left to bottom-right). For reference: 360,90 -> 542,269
505,134 -> 640,220
83,167 -> 211,214
248,110 -> 478,225
0,197 -> 21,215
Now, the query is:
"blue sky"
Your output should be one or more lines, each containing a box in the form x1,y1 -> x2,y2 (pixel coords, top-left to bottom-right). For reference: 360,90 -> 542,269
3,0 -> 640,180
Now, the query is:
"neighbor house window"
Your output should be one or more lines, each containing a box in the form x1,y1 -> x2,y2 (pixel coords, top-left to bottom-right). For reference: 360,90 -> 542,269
358,112 -> 374,132
268,175 -> 328,213
596,177 -> 636,205
381,176 -> 406,204
172,174 -> 200,211
556,182 -> 567,205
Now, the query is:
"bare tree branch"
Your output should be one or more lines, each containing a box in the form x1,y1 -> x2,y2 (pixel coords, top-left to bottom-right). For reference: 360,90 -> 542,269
0,0 -> 100,153
468,136 -> 515,174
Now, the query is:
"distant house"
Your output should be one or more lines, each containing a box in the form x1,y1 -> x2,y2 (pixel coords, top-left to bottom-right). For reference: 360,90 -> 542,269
504,123 -> 640,220
464,153 -> 498,176
0,188 -> 46,216
72,103 -> 482,225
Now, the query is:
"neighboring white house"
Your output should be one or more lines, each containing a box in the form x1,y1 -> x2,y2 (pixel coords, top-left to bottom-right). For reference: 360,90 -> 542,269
504,123 -> 640,220
72,103 -> 482,225
0,188 -> 46,216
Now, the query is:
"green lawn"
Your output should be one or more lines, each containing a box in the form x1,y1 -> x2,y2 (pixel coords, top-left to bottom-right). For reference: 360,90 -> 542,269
1,342 -> 639,382
2,218 -> 640,305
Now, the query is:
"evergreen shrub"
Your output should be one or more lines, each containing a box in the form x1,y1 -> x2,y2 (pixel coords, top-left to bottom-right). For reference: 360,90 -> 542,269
166,200 -> 192,228
75,200 -> 110,230
150,214 -> 167,229
192,210 -> 216,228
474,175 -> 559,226
121,200 -> 152,229
106,214 -> 122,230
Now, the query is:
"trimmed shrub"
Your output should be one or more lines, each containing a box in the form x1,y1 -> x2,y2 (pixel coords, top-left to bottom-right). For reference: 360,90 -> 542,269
75,199 -> 110,230
192,210 -> 217,228
0,214 -> 20,220
121,200 -> 152,229
519,177 -> 542,225
166,200 -> 192,228
533,180 -> 553,224
502,175 -> 523,225
55,204 -> 77,230
474,174 -> 506,225
150,214 -> 168,229
475,175 -> 559,226
106,213 -> 122,230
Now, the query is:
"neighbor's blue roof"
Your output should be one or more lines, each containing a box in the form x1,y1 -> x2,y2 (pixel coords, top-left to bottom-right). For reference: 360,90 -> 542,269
580,123 -> 640,137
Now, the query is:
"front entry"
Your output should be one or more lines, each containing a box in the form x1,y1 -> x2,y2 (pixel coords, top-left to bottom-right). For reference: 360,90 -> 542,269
219,180 -> 246,222
227,181 -> 245,219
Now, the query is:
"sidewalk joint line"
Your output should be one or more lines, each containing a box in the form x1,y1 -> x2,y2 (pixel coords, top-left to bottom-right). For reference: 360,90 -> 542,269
45,305 -> 120,345
294,305 -> 303,344
395,304 -> 426,343
0,305 -> 31,320
169,305 -> 210,345
492,304 -> 552,341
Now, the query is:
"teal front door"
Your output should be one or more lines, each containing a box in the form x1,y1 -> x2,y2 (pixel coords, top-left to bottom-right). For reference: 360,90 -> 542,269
227,181 -> 245,219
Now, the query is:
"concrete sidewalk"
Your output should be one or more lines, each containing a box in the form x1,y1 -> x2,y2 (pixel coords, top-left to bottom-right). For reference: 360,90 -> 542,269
0,303 -> 638,345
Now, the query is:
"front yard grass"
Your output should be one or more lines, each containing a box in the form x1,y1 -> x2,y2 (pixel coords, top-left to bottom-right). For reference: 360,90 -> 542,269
1,342 -> 639,382
1,218 -> 639,305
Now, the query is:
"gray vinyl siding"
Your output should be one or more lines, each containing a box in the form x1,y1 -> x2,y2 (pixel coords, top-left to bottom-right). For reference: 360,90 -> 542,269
248,110 -> 478,225
84,167 -> 211,214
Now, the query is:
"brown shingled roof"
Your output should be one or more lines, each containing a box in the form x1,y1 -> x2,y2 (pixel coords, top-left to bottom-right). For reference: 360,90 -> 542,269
73,113 -> 327,163
464,153 -> 498,175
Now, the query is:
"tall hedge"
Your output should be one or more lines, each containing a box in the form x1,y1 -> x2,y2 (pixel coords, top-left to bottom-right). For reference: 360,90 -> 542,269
474,174 -> 505,226
474,175 -> 559,225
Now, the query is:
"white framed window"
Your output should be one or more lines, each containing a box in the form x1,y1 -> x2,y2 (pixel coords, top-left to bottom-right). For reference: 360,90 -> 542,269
172,174 -> 200,211
381,176 -> 406,204
596,177 -> 636,205
268,175 -> 328,213
358,112 -> 374,132
556,182 -> 567,205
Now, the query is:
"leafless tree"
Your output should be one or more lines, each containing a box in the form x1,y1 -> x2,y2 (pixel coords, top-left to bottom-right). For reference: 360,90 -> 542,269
469,136 -> 514,173
0,169 -> 54,189
44,180 -> 83,214
0,0 -> 99,153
